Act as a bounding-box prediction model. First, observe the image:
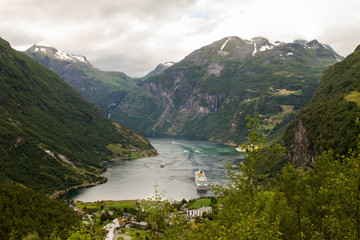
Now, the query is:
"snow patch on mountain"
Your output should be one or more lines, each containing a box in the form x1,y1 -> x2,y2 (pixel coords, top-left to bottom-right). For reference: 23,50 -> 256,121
30,45 -> 89,64
54,49 -> 88,64
259,45 -> 273,52
34,47 -> 47,53
221,37 -> 231,50
252,43 -> 257,56
72,55 -> 87,63
55,50 -> 74,61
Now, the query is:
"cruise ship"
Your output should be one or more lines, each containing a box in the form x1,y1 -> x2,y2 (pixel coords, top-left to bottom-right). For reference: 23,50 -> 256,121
194,169 -> 208,191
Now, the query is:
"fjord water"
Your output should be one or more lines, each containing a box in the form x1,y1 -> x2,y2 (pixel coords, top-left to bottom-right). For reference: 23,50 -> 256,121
63,137 -> 244,202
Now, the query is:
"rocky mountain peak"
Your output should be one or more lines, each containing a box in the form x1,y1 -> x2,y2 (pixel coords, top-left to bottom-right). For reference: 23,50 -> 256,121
249,37 -> 275,56
182,36 -> 341,65
111,35 -> 343,145
142,61 -> 176,80
26,44 -> 92,66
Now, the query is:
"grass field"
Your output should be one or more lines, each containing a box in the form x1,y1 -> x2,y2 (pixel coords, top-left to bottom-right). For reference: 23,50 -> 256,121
75,200 -> 138,211
345,91 -> 360,107
188,198 -> 211,209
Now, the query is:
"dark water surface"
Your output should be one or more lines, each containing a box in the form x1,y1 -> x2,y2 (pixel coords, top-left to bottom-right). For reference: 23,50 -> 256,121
63,137 -> 244,202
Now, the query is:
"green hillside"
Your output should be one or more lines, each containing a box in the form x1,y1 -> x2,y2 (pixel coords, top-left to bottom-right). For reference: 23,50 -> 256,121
25,45 -> 140,116
282,45 -> 360,167
111,37 -> 342,145
0,37 -> 157,194
0,182 -> 80,239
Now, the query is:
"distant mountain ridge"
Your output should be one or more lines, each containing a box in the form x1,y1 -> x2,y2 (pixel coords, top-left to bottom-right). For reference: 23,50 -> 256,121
0,37 -> 157,194
142,62 -> 176,80
110,36 -> 343,145
25,45 -> 140,116
30,44 -> 92,65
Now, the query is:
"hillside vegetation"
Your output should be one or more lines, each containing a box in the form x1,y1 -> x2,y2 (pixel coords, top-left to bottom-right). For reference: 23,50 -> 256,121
111,37 -> 342,145
96,116 -> 360,239
282,45 -> 360,167
25,45 -> 140,116
0,182 -> 80,240
0,37 -> 156,194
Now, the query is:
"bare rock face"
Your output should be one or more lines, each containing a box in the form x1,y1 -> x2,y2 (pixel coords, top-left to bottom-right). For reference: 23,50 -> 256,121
111,36 -> 342,144
288,120 -> 316,168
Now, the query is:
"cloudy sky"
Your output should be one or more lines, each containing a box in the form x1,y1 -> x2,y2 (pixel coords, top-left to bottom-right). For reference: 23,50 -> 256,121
0,0 -> 359,77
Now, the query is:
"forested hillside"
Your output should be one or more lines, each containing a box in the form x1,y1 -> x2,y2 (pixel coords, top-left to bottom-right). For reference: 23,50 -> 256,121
0,182 -> 80,239
282,45 -> 360,167
0,37 -> 157,194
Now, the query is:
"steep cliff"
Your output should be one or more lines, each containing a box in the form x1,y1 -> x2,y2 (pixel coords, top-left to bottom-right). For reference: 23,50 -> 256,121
283,45 -> 360,167
111,36 -> 342,144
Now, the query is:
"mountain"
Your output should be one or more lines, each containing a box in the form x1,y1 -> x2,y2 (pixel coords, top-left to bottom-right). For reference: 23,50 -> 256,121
110,36 -> 342,145
0,37 -> 157,194
25,45 -> 140,116
142,62 -> 176,80
282,44 -> 360,167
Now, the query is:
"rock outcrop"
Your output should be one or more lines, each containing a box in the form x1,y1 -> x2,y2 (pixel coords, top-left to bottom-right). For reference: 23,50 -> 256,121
111,36 -> 343,144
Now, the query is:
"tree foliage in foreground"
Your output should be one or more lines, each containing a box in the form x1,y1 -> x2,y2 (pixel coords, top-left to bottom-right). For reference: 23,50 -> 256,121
136,115 -> 360,239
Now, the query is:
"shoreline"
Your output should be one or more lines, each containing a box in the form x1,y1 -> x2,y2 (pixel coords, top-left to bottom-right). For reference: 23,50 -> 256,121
53,154 -> 159,200
51,178 -> 108,199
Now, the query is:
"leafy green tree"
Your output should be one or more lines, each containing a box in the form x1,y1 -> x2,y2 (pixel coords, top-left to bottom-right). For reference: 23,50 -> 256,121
138,185 -> 172,239
67,224 -> 92,240
276,164 -> 313,239
210,115 -> 284,239
331,144 -> 360,238
274,137 -> 360,239
67,217 -> 105,240
130,115 -> 360,240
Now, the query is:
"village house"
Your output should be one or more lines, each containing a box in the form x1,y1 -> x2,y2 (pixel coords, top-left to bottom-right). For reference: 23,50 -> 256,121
186,206 -> 212,219
104,218 -> 120,240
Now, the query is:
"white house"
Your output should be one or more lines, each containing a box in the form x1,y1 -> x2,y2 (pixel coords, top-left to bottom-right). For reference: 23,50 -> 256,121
186,206 -> 212,218
104,218 -> 120,240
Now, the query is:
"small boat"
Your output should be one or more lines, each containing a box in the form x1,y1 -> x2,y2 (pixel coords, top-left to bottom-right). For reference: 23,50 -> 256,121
160,160 -> 167,168
194,169 -> 208,191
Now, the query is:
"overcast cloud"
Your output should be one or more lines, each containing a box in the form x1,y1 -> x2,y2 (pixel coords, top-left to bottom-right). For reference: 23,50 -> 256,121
0,0 -> 359,77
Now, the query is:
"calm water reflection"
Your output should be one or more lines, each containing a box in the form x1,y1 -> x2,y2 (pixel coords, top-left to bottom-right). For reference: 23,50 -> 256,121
63,137 -> 244,202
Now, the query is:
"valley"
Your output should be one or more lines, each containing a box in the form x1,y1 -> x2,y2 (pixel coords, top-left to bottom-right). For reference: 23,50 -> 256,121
62,137 -> 243,202
1,34 -> 360,239
26,37 -> 343,146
